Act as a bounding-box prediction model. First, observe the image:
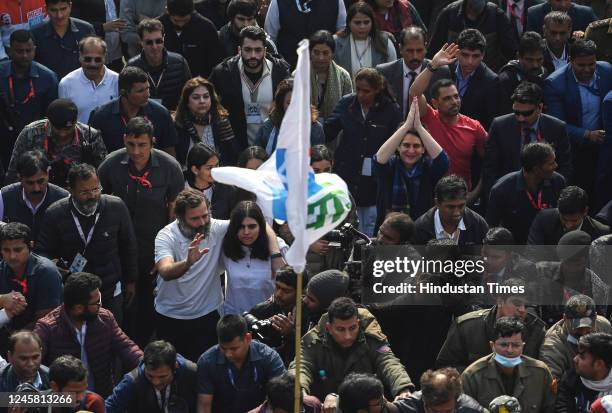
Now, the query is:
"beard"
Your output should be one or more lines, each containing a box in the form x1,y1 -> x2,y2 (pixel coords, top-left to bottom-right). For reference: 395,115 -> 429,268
79,308 -> 98,322
72,197 -> 99,216
178,218 -> 211,240
242,55 -> 263,70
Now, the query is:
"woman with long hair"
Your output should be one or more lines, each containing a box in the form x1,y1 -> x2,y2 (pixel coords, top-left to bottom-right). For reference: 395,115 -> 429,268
365,0 -> 425,40
237,146 -> 270,169
324,67 -> 401,236
174,76 -> 240,167
222,201 -> 286,315
255,78 -> 325,154
333,1 -> 397,76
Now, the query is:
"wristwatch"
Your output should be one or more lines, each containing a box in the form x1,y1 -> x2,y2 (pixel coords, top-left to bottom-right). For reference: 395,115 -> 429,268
426,62 -> 439,72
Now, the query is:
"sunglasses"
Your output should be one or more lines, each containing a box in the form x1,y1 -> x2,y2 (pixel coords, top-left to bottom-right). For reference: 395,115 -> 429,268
81,56 -> 103,63
513,109 -> 536,117
144,38 -> 164,46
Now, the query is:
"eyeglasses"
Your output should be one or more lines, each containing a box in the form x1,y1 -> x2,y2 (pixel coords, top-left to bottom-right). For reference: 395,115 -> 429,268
77,186 -> 102,197
144,38 -> 164,46
513,108 -> 536,117
81,56 -> 103,63
87,297 -> 102,307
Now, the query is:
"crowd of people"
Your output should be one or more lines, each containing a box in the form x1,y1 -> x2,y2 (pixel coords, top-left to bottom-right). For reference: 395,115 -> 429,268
0,0 -> 611,411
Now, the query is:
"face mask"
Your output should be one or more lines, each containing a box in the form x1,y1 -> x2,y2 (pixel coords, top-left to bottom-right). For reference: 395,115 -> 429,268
494,353 -> 523,368
468,0 -> 487,14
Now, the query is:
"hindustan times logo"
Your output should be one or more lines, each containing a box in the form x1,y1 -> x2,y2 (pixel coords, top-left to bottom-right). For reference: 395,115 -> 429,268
372,257 -> 486,278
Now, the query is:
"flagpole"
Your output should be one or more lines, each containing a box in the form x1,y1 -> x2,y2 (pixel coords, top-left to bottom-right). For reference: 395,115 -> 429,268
294,271 -> 303,412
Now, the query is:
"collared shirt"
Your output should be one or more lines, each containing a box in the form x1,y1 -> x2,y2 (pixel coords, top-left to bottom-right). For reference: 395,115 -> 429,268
549,46 -> 568,71
103,0 -> 121,62
197,340 -> 286,413
573,68 -> 601,131
31,17 -> 95,78
402,61 -> 422,117
506,0 -> 525,35
455,64 -> 476,97
74,322 -> 95,390
434,208 -> 466,243
59,66 -> 119,123
521,116 -> 541,147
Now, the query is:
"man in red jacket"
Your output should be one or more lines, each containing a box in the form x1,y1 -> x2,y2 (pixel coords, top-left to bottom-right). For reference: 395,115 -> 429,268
33,272 -> 143,397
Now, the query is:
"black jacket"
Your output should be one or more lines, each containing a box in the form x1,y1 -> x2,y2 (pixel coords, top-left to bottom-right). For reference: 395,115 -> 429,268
35,195 -> 138,300
428,0 -> 518,73
412,206 -> 489,247
126,50 -> 192,111
555,367 -> 600,413
218,22 -> 280,60
209,55 -> 291,149
528,208 -> 610,245
391,392 -> 485,412
0,364 -> 49,392
159,12 -> 223,78
71,0 -> 120,38
498,59 -> 548,114
449,61 -> 499,130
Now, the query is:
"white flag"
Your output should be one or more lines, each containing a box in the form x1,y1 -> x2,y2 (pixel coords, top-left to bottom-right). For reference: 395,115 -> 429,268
212,40 -> 352,272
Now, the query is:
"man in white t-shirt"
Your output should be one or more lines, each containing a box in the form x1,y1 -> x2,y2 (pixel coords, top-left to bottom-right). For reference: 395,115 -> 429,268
58,36 -> 119,123
154,188 -> 229,363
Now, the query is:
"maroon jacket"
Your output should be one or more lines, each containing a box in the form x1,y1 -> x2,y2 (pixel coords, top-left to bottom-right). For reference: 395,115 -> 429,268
34,305 -> 143,397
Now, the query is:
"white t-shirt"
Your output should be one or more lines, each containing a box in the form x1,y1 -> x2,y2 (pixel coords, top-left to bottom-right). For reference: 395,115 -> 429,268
154,218 -> 229,319
58,67 -> 119,123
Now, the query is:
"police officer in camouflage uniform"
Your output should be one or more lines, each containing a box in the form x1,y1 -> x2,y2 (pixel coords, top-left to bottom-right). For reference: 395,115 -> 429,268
586,14 -> 612,63
289,297 -> 414,411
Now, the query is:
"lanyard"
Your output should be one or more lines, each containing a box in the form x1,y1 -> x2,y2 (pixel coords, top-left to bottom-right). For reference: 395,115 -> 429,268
507,1 -> 525,26
128,169 -> 153,188
240,61 -> 270,103
11,277 -> 28,295
147,70 -> 166,94
120,113 -> 148,127
227,365 -> 258,390
352,36 -> 371,70
71,211 -> 100,249
8,75 -> 35,105
525,189 -> 548,211
43,121 -> 80,159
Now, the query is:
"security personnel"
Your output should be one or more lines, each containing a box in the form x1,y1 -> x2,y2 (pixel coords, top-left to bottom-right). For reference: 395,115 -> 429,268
461,317 -> 556,413
586,18 -> 612,63
289,297 -> 414,409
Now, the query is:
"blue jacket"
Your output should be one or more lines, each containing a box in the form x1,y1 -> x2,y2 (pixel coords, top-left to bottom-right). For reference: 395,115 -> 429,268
544,61 -> 612,144
526,2 -> 597,33
105,354 -> 197,413
600,90 -> 612,207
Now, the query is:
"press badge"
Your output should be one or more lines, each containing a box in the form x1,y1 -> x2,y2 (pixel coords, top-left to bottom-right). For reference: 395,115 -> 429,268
69,253 -> 88,273
361,157 -> 372,177
246,103 -> 263,124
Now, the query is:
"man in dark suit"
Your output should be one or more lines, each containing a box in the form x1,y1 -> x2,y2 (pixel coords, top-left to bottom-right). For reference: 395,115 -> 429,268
528,185 -> 610,246
483,81 -> 572,203
526,0 -> 598,33
376,26 -> 451,118
449,28 -> 499,130
499,0 -> 545,39
544,39 -> 612,203
542,11 -> 573,74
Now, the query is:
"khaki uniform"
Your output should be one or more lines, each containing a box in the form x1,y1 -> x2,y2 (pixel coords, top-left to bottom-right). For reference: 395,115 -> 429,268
288,308 -> 413,401
539,315 -> 612,379
586,18 -> 612,63
436,306 -> 546,372
462,354 -> 556,413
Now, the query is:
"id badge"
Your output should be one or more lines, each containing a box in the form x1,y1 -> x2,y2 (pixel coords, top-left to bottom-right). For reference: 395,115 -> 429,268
246,103 -> 263,124
69,253 -> 88,273
361,157 -> 372,177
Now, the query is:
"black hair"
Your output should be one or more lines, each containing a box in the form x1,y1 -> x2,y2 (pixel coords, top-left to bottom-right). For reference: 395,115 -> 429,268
511,81 -> 543,105
493,316 -> 525,340
266,373 -> 303,410
16,150 -> 49,178
310,145 -> 333,165
520,142 -> 555,172
434,175 -> 468,203
431,78 -> 457,100
167,0 -> 194,16
327,297 -> 358,323
119,66 -> 149,96
237,146 -> 269,168
185,143 -> 220,184
578,333 -> 612,370
518,31 -> 546,57
227,0 -> 257,20
125,116 -> 154,140
49,355 -> 87,389
8,331 -> 42,354
338,373 -> 384,413
78,36 -> 106,55
275,265 -> 308,290
543,10 -> 572,29
381,212 -> 414,244
420,368 -> 462,407
63,272 -> 102,310
457,28 -> 486,53
483,227 -> 515,246
496,278 -> 527,301
398,25 -> 427,47
217,314 -> 248,343
9,29 -> 35,46
137,18 -> 164,39
0,222 -> 33,247
174,188 -> 208,219
67,163 -> 97,189
558,186 -> 589,215
222,201 -> 270,261
309,30 -> 336,53
342,2 -> 389,58
239,25 -> 266,47
570,39 -> 597,59
45,0 -> 70,6
143,341 -> 177,370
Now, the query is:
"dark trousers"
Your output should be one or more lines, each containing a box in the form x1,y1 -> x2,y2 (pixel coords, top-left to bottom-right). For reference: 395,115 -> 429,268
124,272 -> 156,349
104,293 -> 123,326
155,310 -> 220,363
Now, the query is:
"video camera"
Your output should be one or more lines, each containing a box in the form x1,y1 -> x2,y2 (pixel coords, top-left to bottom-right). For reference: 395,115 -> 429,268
243,313 -> 283,348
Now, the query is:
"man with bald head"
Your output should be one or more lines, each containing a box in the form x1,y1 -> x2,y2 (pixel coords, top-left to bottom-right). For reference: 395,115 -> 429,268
0,331 -> 50,392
